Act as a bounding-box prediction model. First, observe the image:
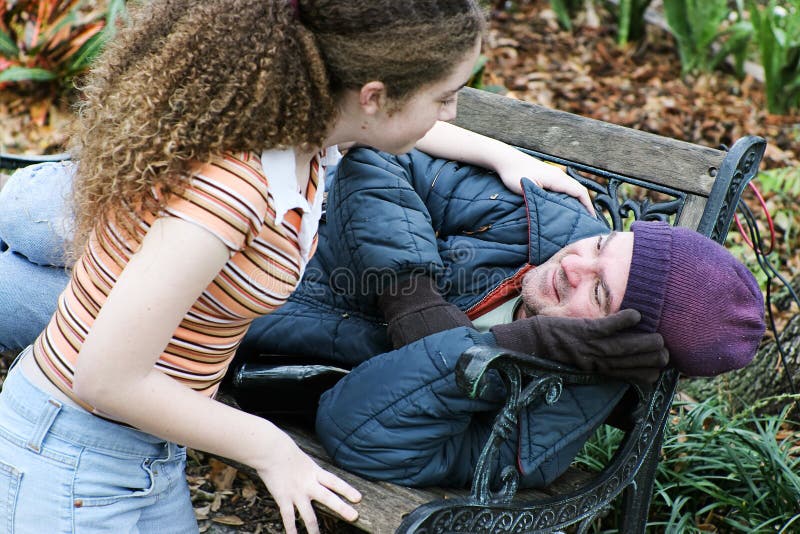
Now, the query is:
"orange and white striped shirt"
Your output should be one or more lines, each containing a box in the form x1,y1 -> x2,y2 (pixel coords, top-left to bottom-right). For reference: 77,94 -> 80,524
32,150 -> 326,414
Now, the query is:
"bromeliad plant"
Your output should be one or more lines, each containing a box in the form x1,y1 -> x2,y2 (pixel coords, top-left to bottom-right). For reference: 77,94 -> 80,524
663,0 -> 753,77
0,0 -> 125,95
748,0 -> 800,115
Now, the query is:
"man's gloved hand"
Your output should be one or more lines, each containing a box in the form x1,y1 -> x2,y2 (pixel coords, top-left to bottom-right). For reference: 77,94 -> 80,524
490,309 -> 669,385
377,274 -> 473,349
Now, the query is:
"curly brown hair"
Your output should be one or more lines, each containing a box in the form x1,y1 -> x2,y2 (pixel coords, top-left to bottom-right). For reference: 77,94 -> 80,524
68,0 -> 485,257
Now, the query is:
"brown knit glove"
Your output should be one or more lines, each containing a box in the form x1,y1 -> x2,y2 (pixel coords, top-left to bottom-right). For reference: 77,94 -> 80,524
377,274 -> 473,348
490,309 -> 669,385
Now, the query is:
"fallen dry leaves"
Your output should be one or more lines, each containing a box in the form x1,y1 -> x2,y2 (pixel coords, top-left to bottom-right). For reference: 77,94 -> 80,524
0,90 -> 71,156
485,1 -> 799,171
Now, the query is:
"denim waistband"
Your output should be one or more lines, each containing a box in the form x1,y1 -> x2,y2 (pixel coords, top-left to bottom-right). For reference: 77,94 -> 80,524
1,362 -> 174,459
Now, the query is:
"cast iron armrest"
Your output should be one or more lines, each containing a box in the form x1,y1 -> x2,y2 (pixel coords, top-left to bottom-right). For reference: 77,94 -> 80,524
455,345 -> 608,502
226,357 -> 349,417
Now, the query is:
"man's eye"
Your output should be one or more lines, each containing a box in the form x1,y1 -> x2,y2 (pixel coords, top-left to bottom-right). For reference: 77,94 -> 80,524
594,280 -> 602,306
596,236 -> 603,250
440,97 -> 456,106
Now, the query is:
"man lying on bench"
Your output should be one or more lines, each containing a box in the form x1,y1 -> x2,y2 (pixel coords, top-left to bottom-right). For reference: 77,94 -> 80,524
238,146 -> 765,488
0,147 -> 764,490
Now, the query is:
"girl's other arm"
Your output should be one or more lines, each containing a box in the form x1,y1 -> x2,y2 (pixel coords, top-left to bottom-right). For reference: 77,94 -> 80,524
416,120 -> 594,214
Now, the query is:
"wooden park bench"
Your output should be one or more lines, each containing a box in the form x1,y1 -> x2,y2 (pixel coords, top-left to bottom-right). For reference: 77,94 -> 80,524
0,87 -> 766,533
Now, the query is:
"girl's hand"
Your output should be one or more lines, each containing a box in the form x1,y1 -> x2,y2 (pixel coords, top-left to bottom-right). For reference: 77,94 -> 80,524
495,151 -> 595,215
257,431 -> 361,534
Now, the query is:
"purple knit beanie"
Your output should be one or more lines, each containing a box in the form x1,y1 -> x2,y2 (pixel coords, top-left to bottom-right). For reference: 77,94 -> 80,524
619,221 -> 765,377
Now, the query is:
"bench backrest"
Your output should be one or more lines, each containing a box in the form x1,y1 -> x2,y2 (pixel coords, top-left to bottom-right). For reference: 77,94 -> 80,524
453,87 -> 766,242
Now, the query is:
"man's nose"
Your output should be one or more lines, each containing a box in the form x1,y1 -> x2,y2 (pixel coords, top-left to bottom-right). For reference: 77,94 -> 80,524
561,254 -> 594,286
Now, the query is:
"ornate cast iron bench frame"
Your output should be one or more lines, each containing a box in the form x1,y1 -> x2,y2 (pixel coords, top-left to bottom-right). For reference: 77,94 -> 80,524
0,87 -> 766,533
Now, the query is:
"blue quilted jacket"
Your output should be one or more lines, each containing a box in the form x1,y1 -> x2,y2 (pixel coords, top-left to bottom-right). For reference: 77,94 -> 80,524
241,147 -> 627,488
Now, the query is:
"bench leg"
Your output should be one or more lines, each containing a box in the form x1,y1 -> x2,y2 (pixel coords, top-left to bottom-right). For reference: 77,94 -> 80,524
619,424 -> 665,533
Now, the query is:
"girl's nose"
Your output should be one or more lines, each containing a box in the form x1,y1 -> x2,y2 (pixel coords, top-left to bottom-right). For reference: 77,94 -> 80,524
438,99 -> 458,122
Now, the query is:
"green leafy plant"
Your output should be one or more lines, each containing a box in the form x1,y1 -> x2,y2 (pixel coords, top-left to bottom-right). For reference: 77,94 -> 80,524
663,0 -> 753,76
654,396 -> 800,531
614,0 -> 654,45
748,0 -> 800,114
578,394 -> 800,531
727,0 -> 756,79
0,0 -> 126,94
550,0 -> 584,30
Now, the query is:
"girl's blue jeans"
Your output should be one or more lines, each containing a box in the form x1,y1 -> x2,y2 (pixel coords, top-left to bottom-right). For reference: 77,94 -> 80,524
0,349 -> 198,533
0,162 -> 73,351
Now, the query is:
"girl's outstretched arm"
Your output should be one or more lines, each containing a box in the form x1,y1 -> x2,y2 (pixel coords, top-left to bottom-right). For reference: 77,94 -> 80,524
72,216 -> 360,534
416,120 -> 595,214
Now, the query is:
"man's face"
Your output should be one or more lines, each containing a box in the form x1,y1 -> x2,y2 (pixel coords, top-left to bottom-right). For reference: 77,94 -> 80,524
517,231 -> 634,320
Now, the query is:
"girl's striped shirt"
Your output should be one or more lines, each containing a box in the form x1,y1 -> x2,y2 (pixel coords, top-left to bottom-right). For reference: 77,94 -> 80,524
32,150 -> 325,415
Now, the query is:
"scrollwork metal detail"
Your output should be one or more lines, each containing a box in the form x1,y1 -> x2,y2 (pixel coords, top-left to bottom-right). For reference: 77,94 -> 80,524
568,168 -> 684,230
709,143 -> 763,243
470,363 -> 563,505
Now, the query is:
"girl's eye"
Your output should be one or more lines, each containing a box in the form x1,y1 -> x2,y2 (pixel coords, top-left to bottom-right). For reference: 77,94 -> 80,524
440,98 -> 456,106
594,280 -> 602,307
596,236 -> 603,251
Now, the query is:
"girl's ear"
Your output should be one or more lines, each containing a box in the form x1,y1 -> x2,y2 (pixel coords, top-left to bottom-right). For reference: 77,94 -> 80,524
358,81 -> 387,115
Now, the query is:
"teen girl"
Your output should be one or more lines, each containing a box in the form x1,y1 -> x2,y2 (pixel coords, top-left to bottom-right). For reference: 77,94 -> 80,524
0,1 -> 591,532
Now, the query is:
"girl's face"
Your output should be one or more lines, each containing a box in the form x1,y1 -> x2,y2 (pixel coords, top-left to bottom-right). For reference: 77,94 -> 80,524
360,39 -> 482,154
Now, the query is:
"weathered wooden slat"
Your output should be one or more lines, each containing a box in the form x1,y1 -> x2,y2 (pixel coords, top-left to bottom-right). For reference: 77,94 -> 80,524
454,87 -> 725,196
284,425 -> 569,532
533,466 -> 595,497
676,193 -> 708,229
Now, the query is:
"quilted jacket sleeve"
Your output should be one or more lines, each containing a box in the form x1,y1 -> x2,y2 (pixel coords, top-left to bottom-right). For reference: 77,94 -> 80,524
327,149 -> 447,299
315,328 -> 508,487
